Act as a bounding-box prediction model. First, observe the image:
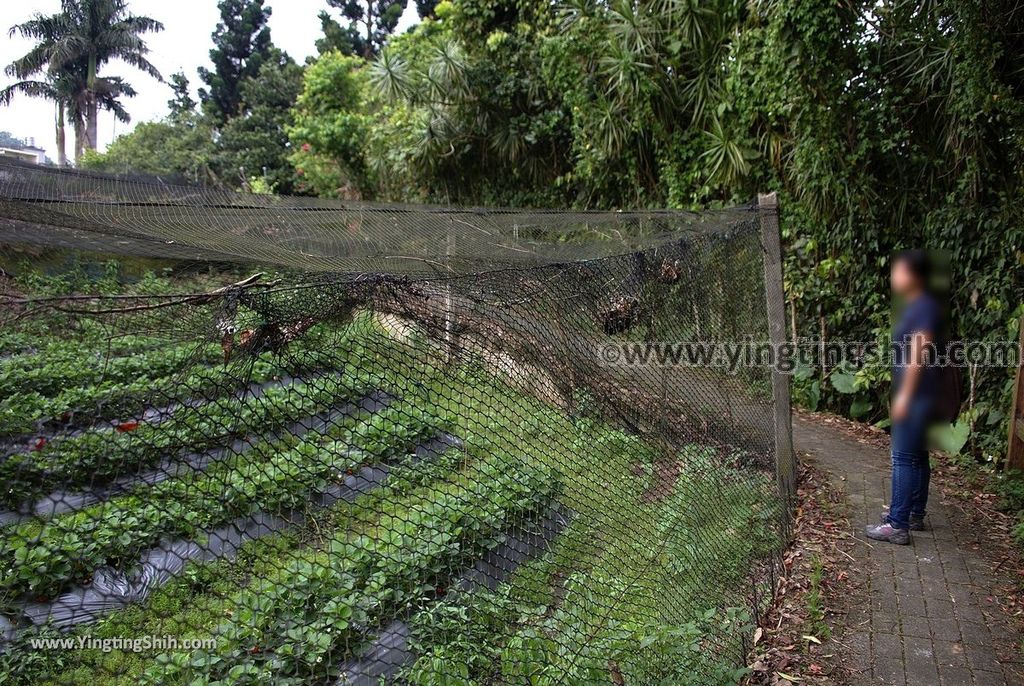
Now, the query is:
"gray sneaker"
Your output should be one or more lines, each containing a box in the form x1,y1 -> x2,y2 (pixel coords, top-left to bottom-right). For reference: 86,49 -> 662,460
880,510 -> 926,531
865,522 -> 911,545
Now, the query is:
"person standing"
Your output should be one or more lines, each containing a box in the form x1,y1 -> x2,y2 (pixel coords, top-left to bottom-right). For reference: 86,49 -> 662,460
865,250 -> 946,545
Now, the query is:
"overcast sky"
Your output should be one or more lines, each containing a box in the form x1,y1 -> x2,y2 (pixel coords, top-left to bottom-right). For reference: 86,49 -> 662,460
0,0 -> 419,160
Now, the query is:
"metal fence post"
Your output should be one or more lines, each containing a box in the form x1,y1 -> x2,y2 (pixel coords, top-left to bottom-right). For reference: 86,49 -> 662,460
758,192 -> 797,521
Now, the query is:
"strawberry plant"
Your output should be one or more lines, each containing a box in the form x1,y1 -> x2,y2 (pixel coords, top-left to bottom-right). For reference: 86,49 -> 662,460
139,457 -> 557,685
0,366 -> 385,509
0,335 -> 344,438
0,342 -> 223,399
0,400 -> 440,601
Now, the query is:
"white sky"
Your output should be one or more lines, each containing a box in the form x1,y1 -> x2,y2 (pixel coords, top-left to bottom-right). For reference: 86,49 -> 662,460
0,0 -> 419,160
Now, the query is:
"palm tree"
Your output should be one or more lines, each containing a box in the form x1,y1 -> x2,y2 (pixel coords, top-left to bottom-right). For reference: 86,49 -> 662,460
0,78 -> 70,165
67,72 -> 138,161
2,64 -> 137,166
6,0 -> 163,160
4,13 -> 71,164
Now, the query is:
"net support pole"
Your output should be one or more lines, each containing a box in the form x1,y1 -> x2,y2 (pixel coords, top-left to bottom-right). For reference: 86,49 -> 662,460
758,192 -> 796,520
1005,322 -> 1024,471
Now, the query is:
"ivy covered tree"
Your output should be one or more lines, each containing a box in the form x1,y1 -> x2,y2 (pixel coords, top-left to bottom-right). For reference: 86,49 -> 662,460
198,0 -> 274,123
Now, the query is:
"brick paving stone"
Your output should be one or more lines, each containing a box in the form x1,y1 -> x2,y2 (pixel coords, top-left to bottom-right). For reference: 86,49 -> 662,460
957,622 -> 992,647
953,601 -> 987,625
917,560 -> 944,579
942,564 -> 972,585
895,575 -> 924,598
897,594 -> 928,619
928,617 -> 963,643
900,616 -> 931,639
873,611 -> 901,635
921,577 -> 950,598
904,658 -> 940,686
926,598 -> 956,619
961,642 -> 1002,673
874,633 -> 905,662
933,641 -> 970,669
938,667 -> 975,686
793,416 -> 1018,686
874,658 -> 909,685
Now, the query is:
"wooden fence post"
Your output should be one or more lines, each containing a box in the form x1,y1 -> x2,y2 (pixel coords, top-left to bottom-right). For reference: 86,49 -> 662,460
1006,323 -> 1024,471
758,192 -> 797,517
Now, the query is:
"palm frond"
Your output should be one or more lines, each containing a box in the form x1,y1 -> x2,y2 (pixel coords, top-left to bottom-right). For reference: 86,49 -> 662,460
427,41 -> 469,100
369,50 -> 415,102
0,80 -> 58,106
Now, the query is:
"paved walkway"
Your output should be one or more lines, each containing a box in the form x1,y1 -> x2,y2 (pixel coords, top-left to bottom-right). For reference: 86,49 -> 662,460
794,415 -> 1022,686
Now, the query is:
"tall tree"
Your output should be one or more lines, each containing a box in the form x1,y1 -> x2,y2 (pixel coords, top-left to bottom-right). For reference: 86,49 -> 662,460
414,0 -> 439,19
320,0 -> 406,58
198,0 -> 274,124
5,0 -> 163,161
167,71 -> 197,120
4,11 -> 71,165
315,10 -> 367,56
212,49 -> 304,193
1,76 -> 71,166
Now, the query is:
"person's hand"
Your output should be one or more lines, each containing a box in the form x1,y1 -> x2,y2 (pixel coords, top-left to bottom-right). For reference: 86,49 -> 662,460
891,391 -> 910,422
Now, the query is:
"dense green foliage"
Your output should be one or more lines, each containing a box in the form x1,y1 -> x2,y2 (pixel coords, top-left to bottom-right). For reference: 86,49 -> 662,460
33,0 -> 1024,458
290,0 -> 1022,459
212,50 -> 305,192
78,115 -> 215,181
82,2 -> 303,191
318,0 -> 406,58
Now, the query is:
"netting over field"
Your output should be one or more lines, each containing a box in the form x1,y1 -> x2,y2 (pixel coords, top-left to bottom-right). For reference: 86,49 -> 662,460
0,159 -> 792,686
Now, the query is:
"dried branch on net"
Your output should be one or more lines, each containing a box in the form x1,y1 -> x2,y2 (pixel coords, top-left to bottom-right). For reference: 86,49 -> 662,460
0,273 -> 280,321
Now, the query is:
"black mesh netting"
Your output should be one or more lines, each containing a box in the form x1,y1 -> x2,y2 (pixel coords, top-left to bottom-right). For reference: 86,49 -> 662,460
0,159 -> 793,686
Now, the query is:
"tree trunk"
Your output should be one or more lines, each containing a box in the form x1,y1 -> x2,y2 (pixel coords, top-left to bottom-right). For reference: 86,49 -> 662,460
85,52 -> 99,153
74,116 -> 85,163
85,97 -> 98,153
55,102 -> 67,166
364,2 -> 374,58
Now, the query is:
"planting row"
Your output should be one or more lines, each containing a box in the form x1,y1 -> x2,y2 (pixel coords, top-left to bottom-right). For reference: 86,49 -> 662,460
137,456 -> 558,685
0,341 -> 222,399
0,321 -> 167,359
0,331 -> 167,364
395,444 -> 781,686
0,325 -> 346,438
0,363 -> 386,510
0,398 -> 442,604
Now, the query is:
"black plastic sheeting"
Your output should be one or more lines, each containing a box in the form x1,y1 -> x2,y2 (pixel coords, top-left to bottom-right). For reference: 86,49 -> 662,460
0,390 -> 392,527
334,506 -> 571,686
0,373 -> 308,460
0,426 -> 462,644
23,512 -> 300,630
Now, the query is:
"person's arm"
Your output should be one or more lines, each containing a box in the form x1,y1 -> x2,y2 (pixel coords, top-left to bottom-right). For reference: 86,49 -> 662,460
892,329 -> 933,421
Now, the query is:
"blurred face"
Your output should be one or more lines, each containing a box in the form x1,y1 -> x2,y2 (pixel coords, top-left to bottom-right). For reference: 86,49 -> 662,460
891,258 -> 920,297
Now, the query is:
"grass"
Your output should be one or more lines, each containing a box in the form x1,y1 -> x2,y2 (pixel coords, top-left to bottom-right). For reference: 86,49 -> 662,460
805,554 -> 831,641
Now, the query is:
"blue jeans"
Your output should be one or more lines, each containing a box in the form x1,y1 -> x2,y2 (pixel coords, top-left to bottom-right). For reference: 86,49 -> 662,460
887,397 -> 932,530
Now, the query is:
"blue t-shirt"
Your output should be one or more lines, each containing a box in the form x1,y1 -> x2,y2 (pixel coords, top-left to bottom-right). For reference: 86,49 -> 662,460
892,293 -> 944,395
